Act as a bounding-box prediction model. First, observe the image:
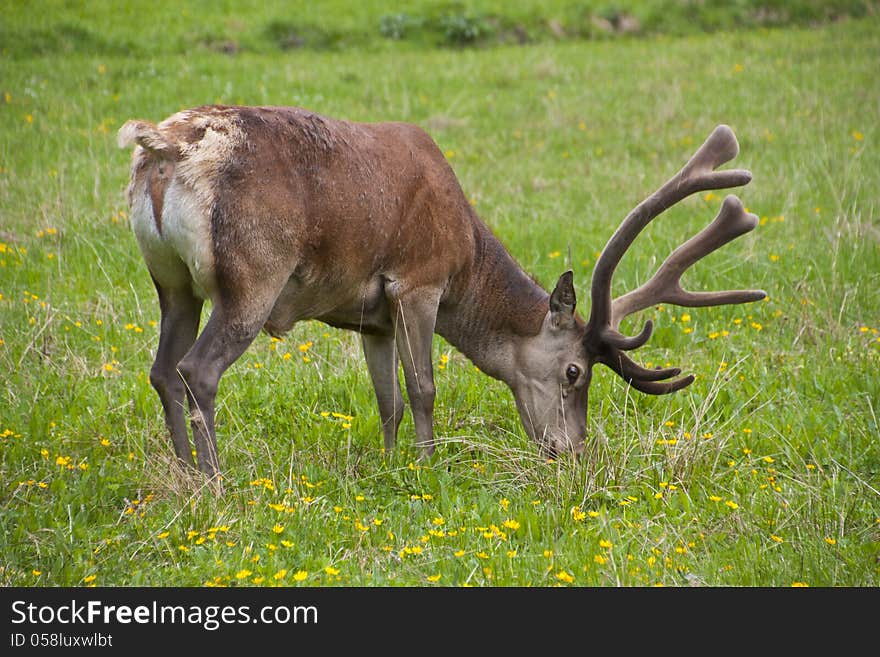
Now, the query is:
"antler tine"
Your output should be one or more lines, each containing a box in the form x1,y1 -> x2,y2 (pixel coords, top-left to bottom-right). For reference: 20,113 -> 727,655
587,125 -> 751,337
610,194 -> 767,329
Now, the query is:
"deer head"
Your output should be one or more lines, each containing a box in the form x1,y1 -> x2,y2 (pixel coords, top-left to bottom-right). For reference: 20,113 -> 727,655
508,124 -> 765,457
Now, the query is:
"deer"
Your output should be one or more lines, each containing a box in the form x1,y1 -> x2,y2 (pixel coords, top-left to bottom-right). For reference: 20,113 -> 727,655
117,105 -> 765,478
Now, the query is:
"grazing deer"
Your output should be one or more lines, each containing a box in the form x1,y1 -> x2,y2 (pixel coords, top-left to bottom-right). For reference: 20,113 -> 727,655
118,105 -> 764,477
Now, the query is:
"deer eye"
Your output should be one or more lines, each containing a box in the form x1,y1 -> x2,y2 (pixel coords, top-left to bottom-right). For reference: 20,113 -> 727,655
565,364 -> 581,384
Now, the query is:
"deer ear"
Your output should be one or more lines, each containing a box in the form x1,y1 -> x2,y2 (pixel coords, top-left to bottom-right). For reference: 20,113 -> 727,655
549,270 -> 576,329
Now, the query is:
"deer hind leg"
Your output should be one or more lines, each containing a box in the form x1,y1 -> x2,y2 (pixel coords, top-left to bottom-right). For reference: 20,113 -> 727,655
387,286 -> 442,458
176,295 -> 278,478
361,333 -> 404,452
149,282 -> 203,468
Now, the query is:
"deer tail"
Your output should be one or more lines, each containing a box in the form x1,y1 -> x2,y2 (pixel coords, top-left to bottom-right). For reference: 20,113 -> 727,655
117,120 -> 179,158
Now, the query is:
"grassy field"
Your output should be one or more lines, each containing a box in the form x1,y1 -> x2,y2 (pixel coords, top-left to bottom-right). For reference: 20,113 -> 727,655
1,3 -> 878,587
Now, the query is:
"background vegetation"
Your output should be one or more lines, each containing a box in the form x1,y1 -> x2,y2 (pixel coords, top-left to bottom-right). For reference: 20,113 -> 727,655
1,1 -> 878,586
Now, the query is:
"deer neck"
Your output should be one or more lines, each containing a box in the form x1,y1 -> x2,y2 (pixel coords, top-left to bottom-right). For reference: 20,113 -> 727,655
435,220 -> 549,385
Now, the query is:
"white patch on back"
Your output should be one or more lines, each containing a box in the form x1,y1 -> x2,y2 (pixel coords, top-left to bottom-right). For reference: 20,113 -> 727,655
128,109 -> 246,301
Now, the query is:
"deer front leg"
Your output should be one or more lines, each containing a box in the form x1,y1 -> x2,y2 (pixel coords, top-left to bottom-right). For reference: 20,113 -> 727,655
149,283 -> 203,468
361,333 -> 405,452
388,286 -> 442,458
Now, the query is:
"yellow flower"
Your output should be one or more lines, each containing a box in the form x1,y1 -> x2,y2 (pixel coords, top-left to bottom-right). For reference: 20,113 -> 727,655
593,554 -> 607,565
427,574 -> 441,582
235,569 -> 252,579
273,569 -> 287,580
476,551 -> 489,559
791,581 -> 809,587
500,498 -> 510,510
502,519 -> 520,531
32,570 -> 42,576
555,570 -> 574,583
83,574 -> 97,584
506,550 -> 517,558
454,550 -> 466,558
293,570 -> 308,581
709,495 -> 722,503
324,566 -> 340,576
770,535 -> 784,543
824,537 -> 836,545
571,506 -> 586,521
272,524 -> 284,534
599,539 -> 613,549
725,500 -> 739,510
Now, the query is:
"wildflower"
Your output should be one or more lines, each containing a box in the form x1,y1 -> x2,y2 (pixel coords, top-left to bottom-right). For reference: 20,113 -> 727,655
571,506 -> 586,522
32,570 -> 42,576
548,251 -> 561,259
83,575 -> 97,584
599,539 -> 613,549
593,554 -> 607,565
500,498 -> 510,510
476,551 -> 489,559
293,570 -> 308,581
324,566 -> 340,576
506,550 -> 517,558
502,519 -> 520,531
725,500 -> 739,510
272,524 -> 284,534
555,570 -> 574,584
427,574 -> 441,583
824,537 -> 836,546
770,535 -> 784,543
709,495 -> 722,503
543,550 -> 553,559
454,550 -> 466,558
791,582 -> 809,587
851,130 -> 863,141
281,540 -> 294,548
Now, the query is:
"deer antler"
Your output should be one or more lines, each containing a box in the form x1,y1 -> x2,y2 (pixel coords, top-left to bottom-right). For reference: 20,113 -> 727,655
584,125 -> 766,394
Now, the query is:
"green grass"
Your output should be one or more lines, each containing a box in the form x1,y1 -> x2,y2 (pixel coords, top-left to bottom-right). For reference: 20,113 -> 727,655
0,4 -> 878,587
